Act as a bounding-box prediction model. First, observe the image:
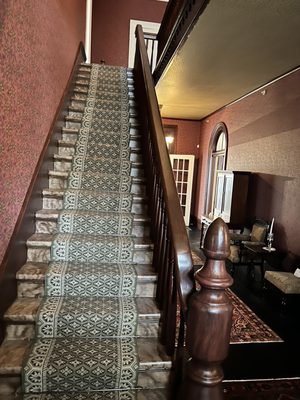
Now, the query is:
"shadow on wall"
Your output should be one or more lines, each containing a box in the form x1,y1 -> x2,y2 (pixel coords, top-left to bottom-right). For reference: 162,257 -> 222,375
247,173 -> 295,253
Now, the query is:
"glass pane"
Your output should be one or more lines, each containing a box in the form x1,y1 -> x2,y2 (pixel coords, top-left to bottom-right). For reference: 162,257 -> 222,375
217,154 -> 225,170
216,132 -> 227,151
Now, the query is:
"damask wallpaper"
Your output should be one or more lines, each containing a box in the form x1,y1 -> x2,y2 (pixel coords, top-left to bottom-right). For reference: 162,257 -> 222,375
0,0 -> 86,267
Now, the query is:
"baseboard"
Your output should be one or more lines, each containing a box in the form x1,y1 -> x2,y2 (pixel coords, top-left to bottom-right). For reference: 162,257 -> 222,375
0,42 -> 86,343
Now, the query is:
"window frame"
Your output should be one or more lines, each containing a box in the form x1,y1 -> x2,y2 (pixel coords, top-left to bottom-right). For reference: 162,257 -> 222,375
204,122 -> 228,217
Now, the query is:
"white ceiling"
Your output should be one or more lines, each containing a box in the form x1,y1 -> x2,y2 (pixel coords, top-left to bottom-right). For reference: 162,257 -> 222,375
156,0 -> 300,120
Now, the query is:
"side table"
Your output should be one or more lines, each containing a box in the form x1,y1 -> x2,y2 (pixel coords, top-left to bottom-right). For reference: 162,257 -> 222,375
243,243 -> 277,281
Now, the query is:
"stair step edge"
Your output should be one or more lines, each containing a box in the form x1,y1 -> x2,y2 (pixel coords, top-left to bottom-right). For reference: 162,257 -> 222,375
53,154 -> 143,167
16,263 -> 156,282
4,297 -> 160,322
27,233 -> 153,247
0,337 -> 170,375
42,188 -> 148,202
48,170 -> 146,182
36,209 -> 150,222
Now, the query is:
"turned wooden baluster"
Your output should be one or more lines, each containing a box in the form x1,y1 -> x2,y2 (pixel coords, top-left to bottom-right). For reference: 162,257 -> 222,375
179,218 -> 233,399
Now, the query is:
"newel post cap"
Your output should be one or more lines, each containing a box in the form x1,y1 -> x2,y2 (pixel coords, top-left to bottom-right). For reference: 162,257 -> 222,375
203,218 -> 230,260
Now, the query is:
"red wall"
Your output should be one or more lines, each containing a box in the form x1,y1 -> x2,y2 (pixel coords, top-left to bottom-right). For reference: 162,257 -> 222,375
196,69 -> 300,256
91,0 -> 167,66
162,118 -> 201,156
0,0 -> 86,268
162,118 -> 201,218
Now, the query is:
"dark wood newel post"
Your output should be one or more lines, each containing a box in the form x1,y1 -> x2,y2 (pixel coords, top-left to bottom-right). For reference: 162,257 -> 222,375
179,218 -> 233,399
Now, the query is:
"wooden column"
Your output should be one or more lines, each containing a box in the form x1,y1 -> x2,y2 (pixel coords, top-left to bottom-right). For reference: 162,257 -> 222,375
180,218 -> 233,399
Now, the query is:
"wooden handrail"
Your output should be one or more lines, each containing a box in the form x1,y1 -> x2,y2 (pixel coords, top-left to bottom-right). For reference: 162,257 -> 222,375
134,24 -> 194,314
154,0 -> 210,85
134,25 -> 233,397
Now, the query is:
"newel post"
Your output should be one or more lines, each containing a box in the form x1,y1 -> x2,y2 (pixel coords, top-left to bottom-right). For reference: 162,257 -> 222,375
179,218 -> 233,399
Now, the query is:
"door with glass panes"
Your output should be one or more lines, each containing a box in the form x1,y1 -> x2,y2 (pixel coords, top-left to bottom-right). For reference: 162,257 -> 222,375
169,155 -> 195,226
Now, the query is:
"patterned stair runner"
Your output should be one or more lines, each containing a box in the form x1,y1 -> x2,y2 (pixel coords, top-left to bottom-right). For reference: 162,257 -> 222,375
22,65 -> 140,395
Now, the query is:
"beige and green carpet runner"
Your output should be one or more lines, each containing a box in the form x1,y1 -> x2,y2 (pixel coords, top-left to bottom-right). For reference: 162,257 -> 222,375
22,65 -> 139,397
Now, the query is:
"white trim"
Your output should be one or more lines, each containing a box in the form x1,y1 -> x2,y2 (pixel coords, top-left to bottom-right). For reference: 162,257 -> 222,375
128,19 -> 160,69
227,66 -> 300,108
85,0 -> 93,63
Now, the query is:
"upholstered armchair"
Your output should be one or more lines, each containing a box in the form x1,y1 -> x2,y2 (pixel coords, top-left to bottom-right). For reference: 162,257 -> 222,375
228,219 -> 269,271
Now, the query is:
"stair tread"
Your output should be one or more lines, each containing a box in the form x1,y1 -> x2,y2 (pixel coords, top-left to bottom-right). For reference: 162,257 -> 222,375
49,170 -> 146,182
58,139 -> 142,149
17,262 -> 156,281
61,128 -> 142,138
65,114 -> 139,125
4,298 -> 159,322
21,389 -> 167,400
27,233 -> 153,249
0,338 -> 171,375
42,188 -> 147,202
36,209 -> 150,222
53,153 -> 143,167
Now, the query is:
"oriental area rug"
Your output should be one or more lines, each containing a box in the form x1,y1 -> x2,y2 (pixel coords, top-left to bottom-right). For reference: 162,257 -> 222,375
191,251 -> 282,344
223,378 -> 300,399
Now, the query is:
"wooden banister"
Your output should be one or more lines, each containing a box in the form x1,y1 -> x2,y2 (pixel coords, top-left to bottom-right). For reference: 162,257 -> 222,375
134,25 -> 233,397
134,24 -> 194,315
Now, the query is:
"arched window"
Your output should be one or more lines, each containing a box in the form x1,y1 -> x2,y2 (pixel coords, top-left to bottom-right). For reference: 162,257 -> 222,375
205,123 -> 228,217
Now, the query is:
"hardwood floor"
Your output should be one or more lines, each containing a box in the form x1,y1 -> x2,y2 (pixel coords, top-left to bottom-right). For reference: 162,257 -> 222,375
188,228 -> 300,381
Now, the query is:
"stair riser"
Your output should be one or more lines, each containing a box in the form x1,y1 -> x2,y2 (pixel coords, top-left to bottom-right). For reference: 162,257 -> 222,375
27,246 -> 153,264
78,66 -> 134,76
72,91 -> 135,103
48,176 -> 146,195
61,126 -> 140,141
35,219 -> 150,237
17,280 -> 156,299
67,106 -> 139,122
75,77 -> 135,86
70,97 -> 137,109
42,196 -> 148,214
70,98 -> 138,114
73,89 -> 135,101
0,377 -> 19,396
0,368 -> 168,396
57,140 -> 141,156
5,318 -> 159,341
54,159 -> 144,178
64,119 -> 139,131
74,83 -> 135,92
17,280 -> 157,299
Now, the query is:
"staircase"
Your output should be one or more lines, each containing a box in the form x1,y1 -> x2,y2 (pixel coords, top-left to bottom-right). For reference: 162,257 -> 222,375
0,64 -> 170,399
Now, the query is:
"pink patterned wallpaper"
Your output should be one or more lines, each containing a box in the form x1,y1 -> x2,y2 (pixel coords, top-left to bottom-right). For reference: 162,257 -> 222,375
0,0 -> 86,267
196,69 -> 300,256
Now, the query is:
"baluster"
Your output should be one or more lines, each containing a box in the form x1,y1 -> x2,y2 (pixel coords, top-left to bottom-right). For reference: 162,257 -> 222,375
179,218 -> 233,399
152,184 -> 163,275
161,244 -> 177,356
156,203 -> 168,306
